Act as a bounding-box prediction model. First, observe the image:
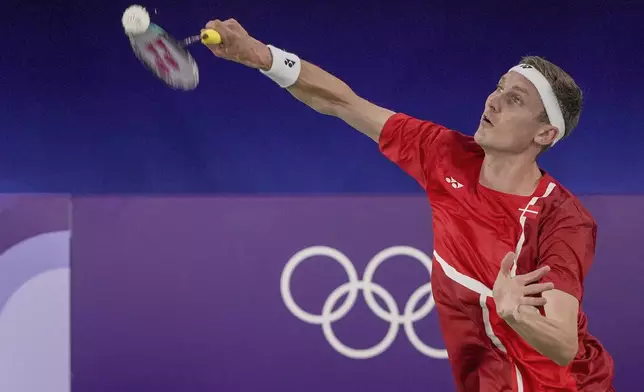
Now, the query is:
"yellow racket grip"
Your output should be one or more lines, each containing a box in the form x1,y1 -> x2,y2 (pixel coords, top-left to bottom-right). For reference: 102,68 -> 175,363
201,29 -> 222,45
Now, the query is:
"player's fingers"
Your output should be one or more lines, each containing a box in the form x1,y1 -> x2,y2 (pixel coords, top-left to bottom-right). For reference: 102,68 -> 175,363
223,18 -> 239,27
523,282 -> 554,296
208,45 -> 225,57
520,266 -> 551,285
205,19 -> 221,30
225,18 -> 248,34
499,252 -> 515,276
517,304 -> 540,315
205,19 -> 234,39
520,296 -> 547,307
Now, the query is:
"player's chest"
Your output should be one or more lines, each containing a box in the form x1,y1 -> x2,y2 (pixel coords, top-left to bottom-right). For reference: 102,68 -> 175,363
429,174 -> 543,281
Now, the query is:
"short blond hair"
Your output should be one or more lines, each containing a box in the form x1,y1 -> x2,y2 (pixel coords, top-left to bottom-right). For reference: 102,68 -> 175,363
520,55 -> 583,142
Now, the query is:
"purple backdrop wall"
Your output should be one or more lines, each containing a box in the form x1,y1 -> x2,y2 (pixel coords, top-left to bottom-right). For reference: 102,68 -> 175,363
0,195 -> 642,391
70,196 -> 643,391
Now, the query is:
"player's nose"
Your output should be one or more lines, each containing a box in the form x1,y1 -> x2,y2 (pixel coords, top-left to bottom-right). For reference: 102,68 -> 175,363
486,94 -> 501,114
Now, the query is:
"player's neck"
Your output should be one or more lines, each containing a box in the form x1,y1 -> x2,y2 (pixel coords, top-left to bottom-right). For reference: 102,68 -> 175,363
479,153 -> 542,197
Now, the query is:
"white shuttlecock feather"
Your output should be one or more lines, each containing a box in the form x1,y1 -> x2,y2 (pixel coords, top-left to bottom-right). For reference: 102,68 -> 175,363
122,5 -> 150,35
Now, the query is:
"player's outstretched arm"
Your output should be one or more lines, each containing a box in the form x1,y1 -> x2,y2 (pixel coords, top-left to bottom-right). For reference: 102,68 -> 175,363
283,61 -> 395,142
203,18 -> 394,142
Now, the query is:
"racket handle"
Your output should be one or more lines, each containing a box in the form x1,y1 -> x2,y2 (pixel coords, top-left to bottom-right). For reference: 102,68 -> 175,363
201,29 -> 222,45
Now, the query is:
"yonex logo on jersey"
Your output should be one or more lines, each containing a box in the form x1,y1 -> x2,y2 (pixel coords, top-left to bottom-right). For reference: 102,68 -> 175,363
445,177 -> 463,189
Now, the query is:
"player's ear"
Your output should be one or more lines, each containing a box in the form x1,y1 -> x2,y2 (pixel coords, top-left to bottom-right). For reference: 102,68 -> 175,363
533,125 -> 558,148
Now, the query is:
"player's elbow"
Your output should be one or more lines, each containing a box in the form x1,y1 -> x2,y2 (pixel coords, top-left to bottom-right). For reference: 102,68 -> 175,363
322,90 -> 360,118
553,342 -> 578,367
553,354 -> 573,367
288,75 -> 357,118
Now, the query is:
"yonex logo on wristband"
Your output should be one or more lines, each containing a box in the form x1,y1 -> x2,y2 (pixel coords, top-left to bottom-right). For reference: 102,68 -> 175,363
260,45 -> 301,88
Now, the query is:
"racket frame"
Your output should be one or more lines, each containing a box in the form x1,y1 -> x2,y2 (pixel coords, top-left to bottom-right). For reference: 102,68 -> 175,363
128,23 -> 200,91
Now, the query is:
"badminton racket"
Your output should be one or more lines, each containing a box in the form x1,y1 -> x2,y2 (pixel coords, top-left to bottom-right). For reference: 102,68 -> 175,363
127,23 -> 221,91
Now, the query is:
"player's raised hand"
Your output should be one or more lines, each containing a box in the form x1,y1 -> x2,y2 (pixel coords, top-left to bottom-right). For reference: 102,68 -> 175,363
202,19 -> 272,70
492,252 -> 555,322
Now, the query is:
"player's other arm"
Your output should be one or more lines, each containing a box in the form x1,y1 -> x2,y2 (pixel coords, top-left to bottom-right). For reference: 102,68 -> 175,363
501,284 -> 579,367
523,208 -> 595,366
203,18 -> 394,142
494,202 -> 594,366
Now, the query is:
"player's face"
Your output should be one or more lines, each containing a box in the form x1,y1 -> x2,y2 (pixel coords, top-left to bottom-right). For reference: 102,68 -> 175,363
474,71 -> 556,154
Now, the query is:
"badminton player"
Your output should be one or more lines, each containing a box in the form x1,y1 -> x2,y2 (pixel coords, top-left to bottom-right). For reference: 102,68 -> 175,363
203,18 -> 615,391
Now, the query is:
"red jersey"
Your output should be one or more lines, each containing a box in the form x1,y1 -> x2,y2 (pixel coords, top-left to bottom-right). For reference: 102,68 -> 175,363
378,113 -> 614,391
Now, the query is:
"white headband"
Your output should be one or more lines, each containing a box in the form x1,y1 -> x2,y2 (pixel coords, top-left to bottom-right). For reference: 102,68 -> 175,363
509,64 -> 565,146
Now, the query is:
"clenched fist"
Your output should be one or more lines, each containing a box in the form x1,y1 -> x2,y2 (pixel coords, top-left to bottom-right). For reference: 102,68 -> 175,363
202,19 -> 273,70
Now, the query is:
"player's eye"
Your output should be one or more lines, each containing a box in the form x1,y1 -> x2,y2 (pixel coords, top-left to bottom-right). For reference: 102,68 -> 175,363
506,93 -> 523,106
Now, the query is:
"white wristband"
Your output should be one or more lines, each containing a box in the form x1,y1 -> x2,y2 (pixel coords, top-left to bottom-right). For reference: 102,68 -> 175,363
260,44 -> 301,88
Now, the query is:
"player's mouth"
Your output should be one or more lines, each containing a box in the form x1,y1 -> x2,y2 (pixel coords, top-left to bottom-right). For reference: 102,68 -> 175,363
481,114 -> 494,126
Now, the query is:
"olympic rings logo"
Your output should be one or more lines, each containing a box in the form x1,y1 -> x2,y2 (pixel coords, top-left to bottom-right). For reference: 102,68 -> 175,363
280,245 -> 448,360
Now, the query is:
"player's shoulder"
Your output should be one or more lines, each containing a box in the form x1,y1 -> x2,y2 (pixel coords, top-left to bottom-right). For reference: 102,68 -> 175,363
380,113 -> 484,187
383,113 -> 479,151
542,175 -> 596,227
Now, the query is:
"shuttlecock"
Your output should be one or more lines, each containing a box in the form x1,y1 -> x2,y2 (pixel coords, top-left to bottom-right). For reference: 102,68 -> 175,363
122,5 -> 150,35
